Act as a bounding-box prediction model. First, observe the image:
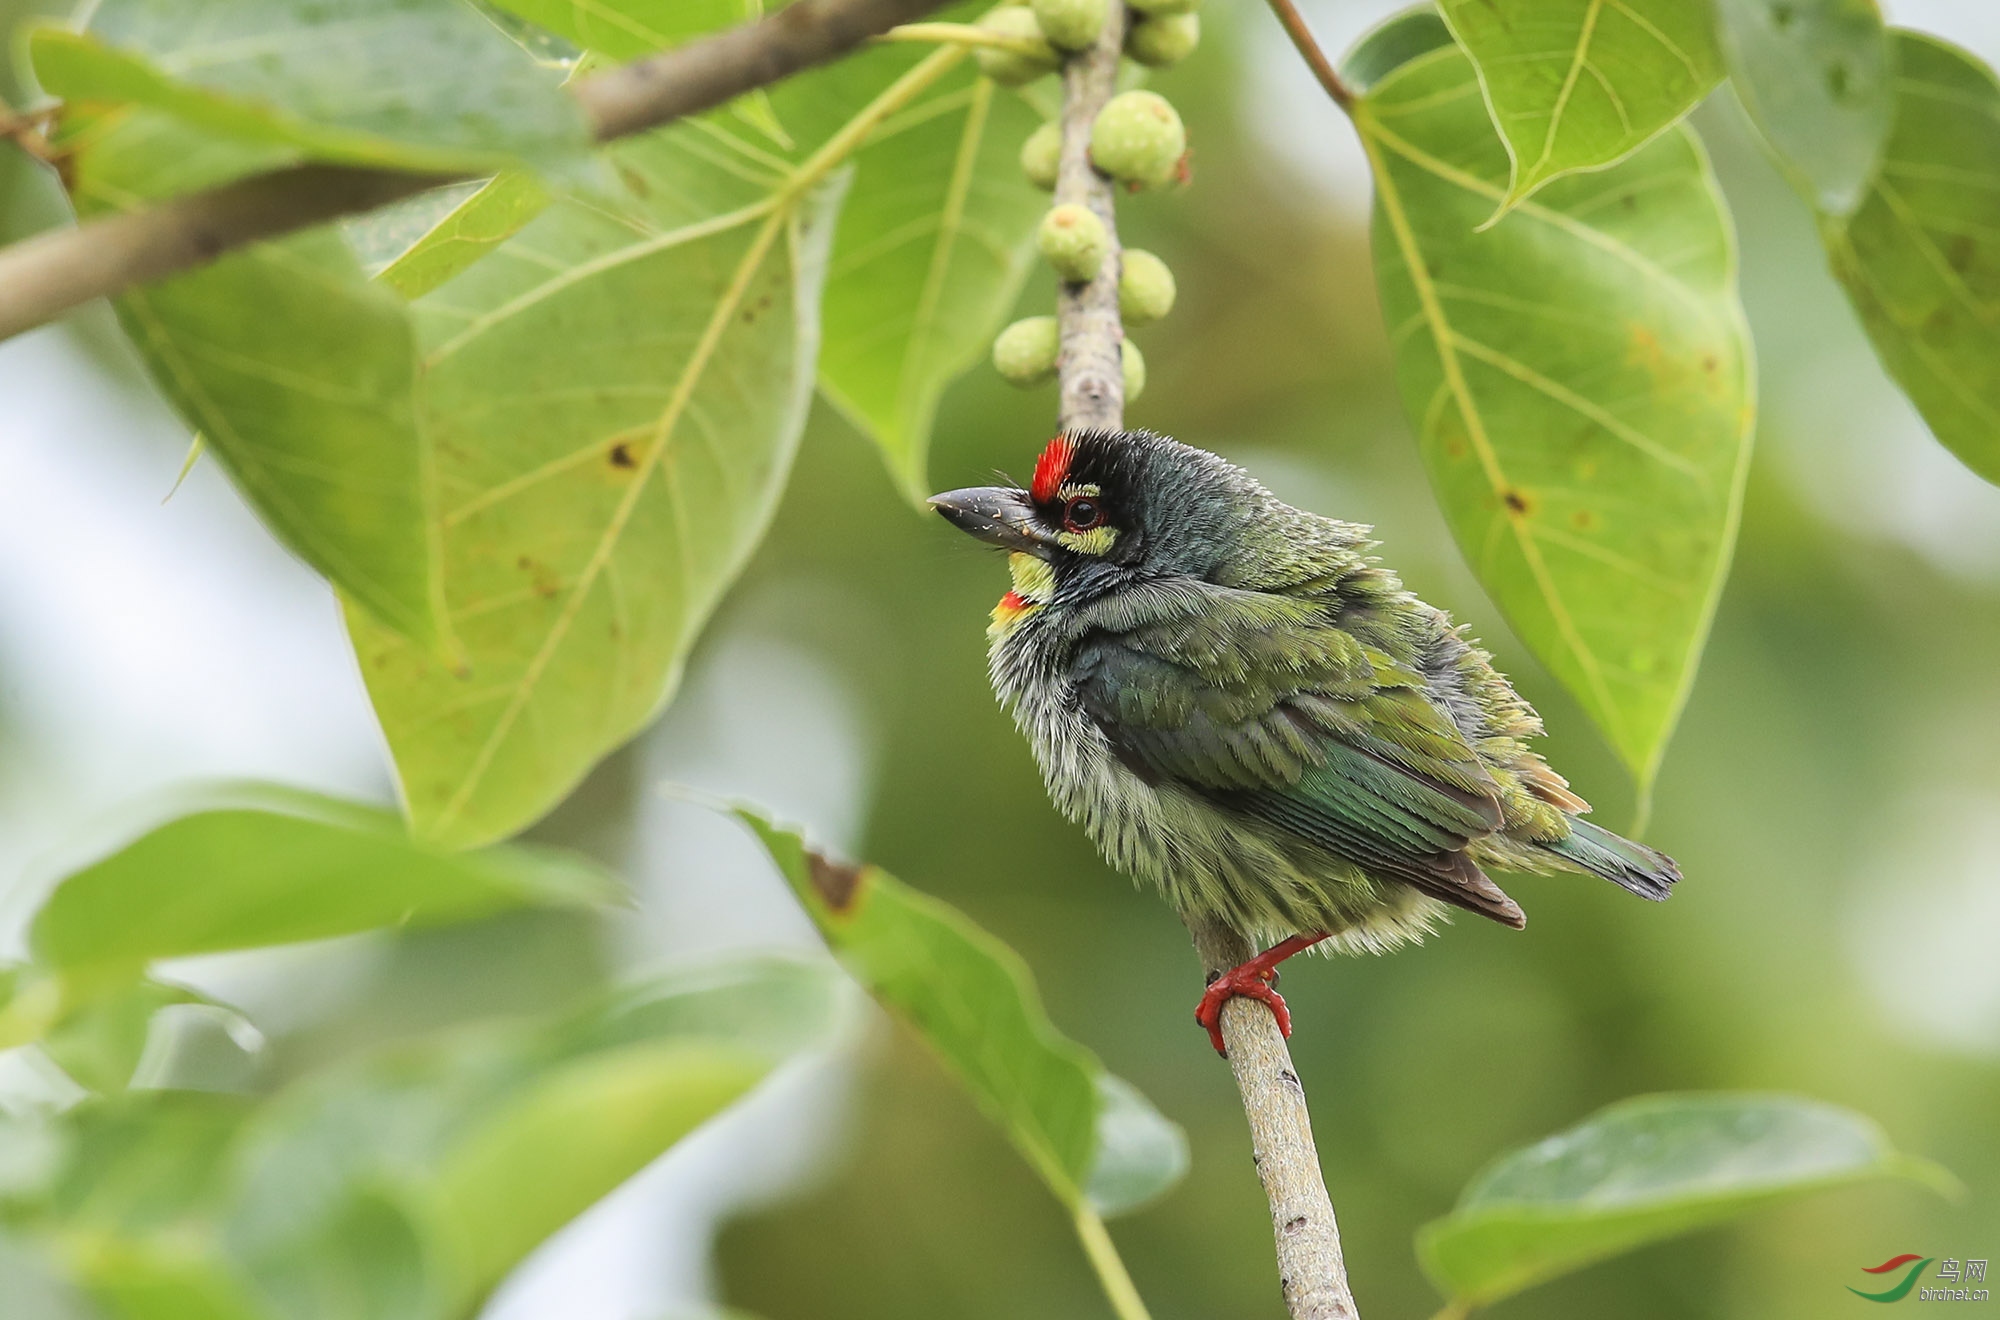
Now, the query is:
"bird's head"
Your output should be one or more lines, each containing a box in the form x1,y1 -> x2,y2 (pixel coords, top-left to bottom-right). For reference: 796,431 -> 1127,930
929,429 -> 1292,621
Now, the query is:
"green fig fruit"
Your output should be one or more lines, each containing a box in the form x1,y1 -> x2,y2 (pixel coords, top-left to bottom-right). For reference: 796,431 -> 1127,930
1020,121 -> 1062,190
1039,203 -> 1111,283
1089,90 -> 1186,187
1125,11 -> 1198,67
973,7 -> 1059,86
1118,249 -> 1177,325
1032,0 -> 1106,52
1121,338 -> 1146,401
994,316 -> 1061,385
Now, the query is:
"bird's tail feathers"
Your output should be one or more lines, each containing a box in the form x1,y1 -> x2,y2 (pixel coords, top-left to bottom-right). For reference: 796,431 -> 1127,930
1542,819 -> 1678,901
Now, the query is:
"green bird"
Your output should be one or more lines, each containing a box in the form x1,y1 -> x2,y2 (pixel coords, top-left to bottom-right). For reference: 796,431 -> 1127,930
931,428 -> 1677,1054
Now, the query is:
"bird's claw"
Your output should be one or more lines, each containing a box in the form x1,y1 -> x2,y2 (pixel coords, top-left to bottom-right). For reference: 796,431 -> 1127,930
1194,965 -> 1293,1056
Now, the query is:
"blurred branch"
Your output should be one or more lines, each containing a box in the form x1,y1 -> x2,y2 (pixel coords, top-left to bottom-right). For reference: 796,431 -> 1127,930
0,0 -> 947,344
1264,0 -> 1355,111
1189,916 -> 1360,1320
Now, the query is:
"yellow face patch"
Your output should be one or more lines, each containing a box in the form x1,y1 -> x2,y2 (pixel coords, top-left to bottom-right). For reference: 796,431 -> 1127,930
1054,525 -> 1117,556
1006,552 -> 1055,602
989,553 -> 1055,638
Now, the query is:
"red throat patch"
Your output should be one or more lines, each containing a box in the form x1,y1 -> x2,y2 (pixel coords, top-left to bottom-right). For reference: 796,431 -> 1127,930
1030,435 -> 1075,505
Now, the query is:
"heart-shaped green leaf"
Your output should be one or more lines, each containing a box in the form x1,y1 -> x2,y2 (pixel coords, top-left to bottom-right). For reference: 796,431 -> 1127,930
1436,0 -> 1721,216
1820,31 -> 2000,487
733,806 -> 1188,1218
1714,0 -> 1894,215
29,0 -> 589,175
1353,16 -> 1753,787
346,118 -> 849,847
1419,1092 -> 1954,1308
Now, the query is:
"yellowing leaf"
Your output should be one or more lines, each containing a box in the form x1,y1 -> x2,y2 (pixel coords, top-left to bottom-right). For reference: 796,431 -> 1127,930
1353,18 -> 1753,787
351,52 -> 970,847
350,156 -> 844,847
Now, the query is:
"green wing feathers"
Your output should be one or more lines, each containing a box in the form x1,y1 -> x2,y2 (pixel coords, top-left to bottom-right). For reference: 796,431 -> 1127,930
1071,582 -> 1674,927
1073,590 -> 1529,924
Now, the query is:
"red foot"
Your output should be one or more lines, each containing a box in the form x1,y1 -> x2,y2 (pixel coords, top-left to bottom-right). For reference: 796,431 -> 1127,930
1193,932 -> 1329,1056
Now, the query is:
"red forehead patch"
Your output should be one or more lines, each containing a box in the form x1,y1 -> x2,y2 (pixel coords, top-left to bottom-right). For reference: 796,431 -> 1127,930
1030,435 -> 1075,504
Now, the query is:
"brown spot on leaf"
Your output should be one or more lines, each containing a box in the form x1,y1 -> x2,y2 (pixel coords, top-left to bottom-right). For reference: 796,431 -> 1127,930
806,851 -> 865,913
1502,488 -> 1533,515
617,165 -> 650,198
517,555 -> 561,599
1700,354 -> 1719,374
609,441 -> 636,469
1572,508 -> 1596,530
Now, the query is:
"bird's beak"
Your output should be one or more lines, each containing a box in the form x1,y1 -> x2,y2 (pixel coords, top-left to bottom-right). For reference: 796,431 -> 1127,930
927,486 -> 1053,556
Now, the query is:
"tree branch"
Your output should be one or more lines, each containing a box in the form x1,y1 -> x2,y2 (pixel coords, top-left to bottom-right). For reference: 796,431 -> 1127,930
1189,917 -> 1359,1320
1043,10 -> 1359,1316
0,0 -> 948,344
1052,5 -> 1126,434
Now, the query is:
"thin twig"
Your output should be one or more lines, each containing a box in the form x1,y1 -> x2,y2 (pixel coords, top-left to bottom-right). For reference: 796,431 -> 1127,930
0,0 -> 949,343
1263,0 -> 1357,111
1190,917 -> 1359,1320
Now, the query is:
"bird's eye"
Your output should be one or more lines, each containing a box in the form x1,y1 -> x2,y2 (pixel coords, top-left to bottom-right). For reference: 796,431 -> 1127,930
1064,497 -> 1104,532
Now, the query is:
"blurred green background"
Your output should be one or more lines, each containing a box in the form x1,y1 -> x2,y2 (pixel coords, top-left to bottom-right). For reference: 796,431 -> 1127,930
2,2 -> 1997,1318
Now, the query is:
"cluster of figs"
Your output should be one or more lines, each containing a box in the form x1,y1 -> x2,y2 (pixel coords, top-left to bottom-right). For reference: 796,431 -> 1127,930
976,0 -> 1197,400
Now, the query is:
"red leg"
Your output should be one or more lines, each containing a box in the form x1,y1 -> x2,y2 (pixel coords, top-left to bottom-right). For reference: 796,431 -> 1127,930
1194,932 -> 1329,1056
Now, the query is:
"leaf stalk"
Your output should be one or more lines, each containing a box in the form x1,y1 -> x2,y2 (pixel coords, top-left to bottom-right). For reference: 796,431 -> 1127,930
1073,1206 -> 1154,1320
1263,0 -> 1357,112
